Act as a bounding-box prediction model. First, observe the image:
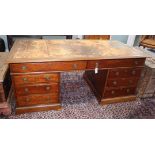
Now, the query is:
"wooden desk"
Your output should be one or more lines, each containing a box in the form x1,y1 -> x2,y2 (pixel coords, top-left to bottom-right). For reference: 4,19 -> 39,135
7,40 -> 147,114
0,53 -> 12,115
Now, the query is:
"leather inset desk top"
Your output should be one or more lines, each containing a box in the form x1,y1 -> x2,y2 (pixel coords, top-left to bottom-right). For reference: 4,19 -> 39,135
7,40 -> 148,63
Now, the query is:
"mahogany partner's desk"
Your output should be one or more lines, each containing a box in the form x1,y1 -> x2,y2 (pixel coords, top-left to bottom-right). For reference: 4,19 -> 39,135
7,40 -> 147,114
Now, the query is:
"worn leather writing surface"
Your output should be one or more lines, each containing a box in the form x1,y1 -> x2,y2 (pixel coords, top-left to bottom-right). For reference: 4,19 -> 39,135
7,40 -> 147,63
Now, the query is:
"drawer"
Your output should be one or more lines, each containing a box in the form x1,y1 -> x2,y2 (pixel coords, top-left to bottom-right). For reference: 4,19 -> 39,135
106,78 -> 139,88
12,73 -> 60,86
10,61 -> 87,73
108,68 -> 143,79
103,87 -> 136,98
87,58 -> 145,69
16,93 -> 59,107
15,83 -> 59,96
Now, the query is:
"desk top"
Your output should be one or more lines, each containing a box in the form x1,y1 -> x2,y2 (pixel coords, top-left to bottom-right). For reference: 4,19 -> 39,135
7,40 -> 147,63
0,53 -> 9,82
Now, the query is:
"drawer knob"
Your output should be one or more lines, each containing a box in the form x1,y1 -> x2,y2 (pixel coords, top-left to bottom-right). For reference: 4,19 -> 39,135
22,66 -> 27,70
113,81 -> 117,85
45,75 -> 50,81
73,64 -> 77,69
115,72 -> 119,76
134,61 -> 138,65
25,98 -> 30,102
129,80 -> 133,84
23,77 -> 28,82
126,89 -> 130,93
24,88 -> 29,92
46,86 -> 51,90
111,90 -> 115,94
132,70 -> 136,75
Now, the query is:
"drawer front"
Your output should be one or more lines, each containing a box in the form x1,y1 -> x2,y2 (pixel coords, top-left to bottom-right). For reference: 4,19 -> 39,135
108,68 -> 143,79
106,78 -> 139,88
15,83 -> 59,96
87,58 -> 145,69
12,73 -> 60,86
10,61 -> 87,73
16,94 -> 59,107
103,87 -> 136,98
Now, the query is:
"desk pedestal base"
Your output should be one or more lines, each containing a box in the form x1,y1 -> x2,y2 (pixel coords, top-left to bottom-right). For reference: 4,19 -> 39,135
16,104 -> 62,115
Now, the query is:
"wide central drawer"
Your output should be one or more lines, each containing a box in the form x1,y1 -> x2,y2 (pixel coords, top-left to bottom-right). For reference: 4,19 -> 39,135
12,73 -> 60,86
87,58 -> 145,69
10,61 -> 87,73
16,93 -> 59,107
15,83 -> 59,96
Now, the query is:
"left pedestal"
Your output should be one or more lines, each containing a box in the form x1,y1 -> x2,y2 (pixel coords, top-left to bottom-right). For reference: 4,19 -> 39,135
10,63 -> 61,114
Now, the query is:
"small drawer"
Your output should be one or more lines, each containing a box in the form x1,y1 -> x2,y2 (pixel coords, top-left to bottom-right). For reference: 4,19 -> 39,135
16,93 -> 59,107
10,61 -> 87,73
103,87 -> 136,98
108,68 -> 142,79
87,58 -> 145,69
106,78 -> 139,88
15,83 -> 59,96
12,73 -> 60,86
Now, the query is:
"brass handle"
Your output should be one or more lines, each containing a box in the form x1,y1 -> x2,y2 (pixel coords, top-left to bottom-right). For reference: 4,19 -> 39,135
111,90 -> 115,94
113,81 -> 117,85
46,86 -> 51,90
126,89 -> 130,93
22,66 -> 27,70
115,72 -> 119,76
73,64 -> 77,69
129,80 -> 133,84
132,70 -> 136,75
45,75 -> 50,81
24,88 -> 29,92
25,98 -> 30,102
23,77 -> 28,82
134,61 -> 138,65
